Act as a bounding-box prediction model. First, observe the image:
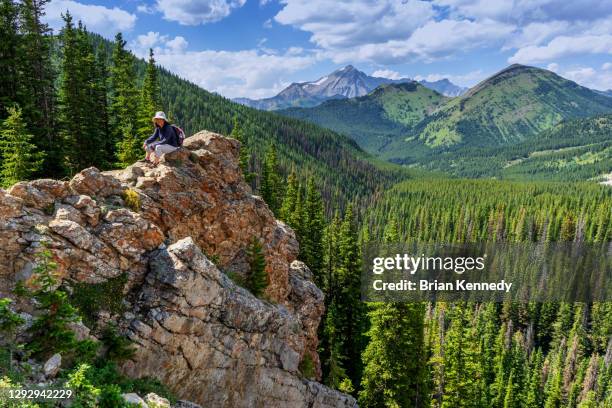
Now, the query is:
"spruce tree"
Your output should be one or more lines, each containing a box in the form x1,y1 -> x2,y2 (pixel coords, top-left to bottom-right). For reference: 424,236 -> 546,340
110,33 -> 139,167
359,302 -> 429,408
17,0 -> 58,176
280,169 -> 298,222
302,177 -> 325,284
246,237 -> 268,297
135,49 -> 159,149
333,205 -> 366,389
57,15 -> 108,174
0,0 -> 20,119
0,105 -> 43,187
230,117 -> 254,183
260,144 -> 282,214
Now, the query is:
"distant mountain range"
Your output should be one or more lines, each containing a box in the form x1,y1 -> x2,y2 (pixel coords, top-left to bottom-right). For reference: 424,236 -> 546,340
280,64 -> 612,179
233,65 -> 467,110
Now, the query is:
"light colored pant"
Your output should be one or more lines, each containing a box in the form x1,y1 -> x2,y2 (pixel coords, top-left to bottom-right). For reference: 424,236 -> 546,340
146,142 -> 178,158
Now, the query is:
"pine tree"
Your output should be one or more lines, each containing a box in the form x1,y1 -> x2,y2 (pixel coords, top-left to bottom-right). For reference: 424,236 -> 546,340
0,0 -> 20,119
441,304 -> 480,408
280,169 -> 298,222
302,177 -> 325,284
0,105 -> 43,187
110,33 -> 139,167
230,117 -> 254,183
246,237 -> 268,297
260,144 -> 282,214
57,15 -> 109,174
17,0 -> 57,176
333,205 -> 367,389
135,49 -> 159,149
359,302 -> 429,408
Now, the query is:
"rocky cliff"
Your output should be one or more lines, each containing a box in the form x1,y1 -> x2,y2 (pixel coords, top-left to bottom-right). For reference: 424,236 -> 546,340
0,131 -> 356,407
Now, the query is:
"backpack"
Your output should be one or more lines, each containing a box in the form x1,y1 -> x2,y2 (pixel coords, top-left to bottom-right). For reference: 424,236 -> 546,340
172,125 -> 186,146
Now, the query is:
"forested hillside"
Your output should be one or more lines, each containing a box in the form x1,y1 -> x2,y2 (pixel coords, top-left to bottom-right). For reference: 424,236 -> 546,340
414,114 -> 612,181
282,82 -> 446,153
351,178 -> 612,407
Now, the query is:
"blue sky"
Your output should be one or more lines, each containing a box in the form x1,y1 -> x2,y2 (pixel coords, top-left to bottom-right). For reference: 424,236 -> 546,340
44,0 -> 612,99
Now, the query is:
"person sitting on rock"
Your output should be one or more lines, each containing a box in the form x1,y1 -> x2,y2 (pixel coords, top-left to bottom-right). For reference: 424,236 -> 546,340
143,111 -> 180,165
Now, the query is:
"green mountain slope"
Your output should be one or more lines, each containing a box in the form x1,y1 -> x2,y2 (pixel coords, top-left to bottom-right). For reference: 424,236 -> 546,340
280,82 -> 446,153
410,114 -> 612,181
416,64 -> 612,148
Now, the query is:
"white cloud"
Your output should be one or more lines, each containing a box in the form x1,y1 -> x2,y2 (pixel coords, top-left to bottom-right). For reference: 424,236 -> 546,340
275,0 -> 435,49
274,1 -> 515,64
546,63 -> 612,90
371,69 -> 402,80
154,49 -> 317,98
508,34 -> 612,64
166,36 -> 188,53
45,0 -> 136,38
128,36 -> 318,98
155,0 -> 246,25
137,4 -> 155,14
435,0 -> 611,24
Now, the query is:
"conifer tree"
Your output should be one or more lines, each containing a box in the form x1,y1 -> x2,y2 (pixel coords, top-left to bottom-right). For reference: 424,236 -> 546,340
135,49 -> 159,148
280,169 -> 298,222
441,304 -> 480,407
17,0 -> 57,175
0,0 -> 20,119
246,237 -> 268,297
333,205 -> 366,389
110,33 -> 139,167
302,177 -> 325,284
57,15 -> 108,173
230,117 -> 254,183
0,105 -> 43,187
359,302 -> 429,408
260,144 -> 282,214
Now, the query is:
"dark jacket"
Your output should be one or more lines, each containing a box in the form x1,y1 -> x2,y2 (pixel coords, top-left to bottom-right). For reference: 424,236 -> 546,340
145,122 -> 179,147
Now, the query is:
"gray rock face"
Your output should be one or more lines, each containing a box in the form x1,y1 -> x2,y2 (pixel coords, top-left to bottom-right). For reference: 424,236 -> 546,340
121,237 -> 356,407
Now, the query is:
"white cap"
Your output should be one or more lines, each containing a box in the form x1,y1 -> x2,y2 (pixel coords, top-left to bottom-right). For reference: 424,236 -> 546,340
152,111 -> 167,121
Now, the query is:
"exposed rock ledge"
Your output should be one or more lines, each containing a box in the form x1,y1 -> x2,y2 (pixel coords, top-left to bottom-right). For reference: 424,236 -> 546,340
0,131 -> 356,407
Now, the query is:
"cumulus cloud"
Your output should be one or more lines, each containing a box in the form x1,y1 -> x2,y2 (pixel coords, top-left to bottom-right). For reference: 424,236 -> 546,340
154,49 -> 317,98
546,62 -> 612,90
435,0 -> 611,24
129,33 -> 317,98
137,4 -> 155,14
508,34 -> 612,64
371,69 -> 402,80
155,0 -> 246,25
275,0 -> 435,49
273,0 -> 612,67
45,0 -> 136,38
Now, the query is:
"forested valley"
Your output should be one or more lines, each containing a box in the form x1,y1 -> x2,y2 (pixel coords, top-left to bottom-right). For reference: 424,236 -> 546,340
0,1 -> 610,407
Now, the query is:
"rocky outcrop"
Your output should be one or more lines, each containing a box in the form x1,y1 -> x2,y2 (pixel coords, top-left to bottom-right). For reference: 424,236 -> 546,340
0,131 -> 356,407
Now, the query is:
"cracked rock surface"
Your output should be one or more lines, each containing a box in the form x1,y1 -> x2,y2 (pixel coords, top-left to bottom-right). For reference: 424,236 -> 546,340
0,130 -> 356,407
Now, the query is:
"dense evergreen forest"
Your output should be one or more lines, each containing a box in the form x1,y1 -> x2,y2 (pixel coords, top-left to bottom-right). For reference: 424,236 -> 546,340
0,1 -> 610,407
